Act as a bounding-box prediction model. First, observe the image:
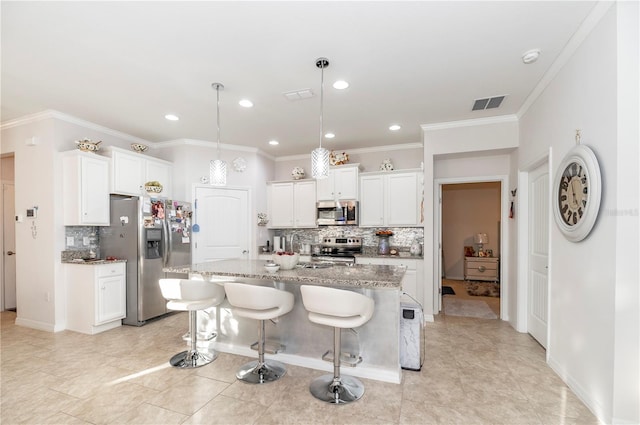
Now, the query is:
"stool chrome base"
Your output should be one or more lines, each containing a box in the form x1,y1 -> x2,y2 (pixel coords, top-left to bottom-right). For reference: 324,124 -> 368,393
236,360 -> 287,384
170,349 -> 218,369
309,374 -> 365,404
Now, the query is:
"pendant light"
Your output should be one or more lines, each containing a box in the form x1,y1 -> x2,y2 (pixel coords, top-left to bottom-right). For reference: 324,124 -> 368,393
210,82 -> 227,186
311,57 -> 330,179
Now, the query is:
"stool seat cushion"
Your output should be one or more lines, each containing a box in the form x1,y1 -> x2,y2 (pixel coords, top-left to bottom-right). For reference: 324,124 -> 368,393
159,279 -> 226,312
300,285 -> 374,329
224,282 -> 294,320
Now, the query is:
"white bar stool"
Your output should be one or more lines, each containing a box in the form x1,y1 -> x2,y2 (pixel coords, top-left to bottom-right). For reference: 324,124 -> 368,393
300,285 -> 374,404
224,282 -> 294,384
159,278 -> 226,368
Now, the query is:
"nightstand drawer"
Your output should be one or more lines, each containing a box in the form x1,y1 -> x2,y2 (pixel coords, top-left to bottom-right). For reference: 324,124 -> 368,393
464,257 -> 499,282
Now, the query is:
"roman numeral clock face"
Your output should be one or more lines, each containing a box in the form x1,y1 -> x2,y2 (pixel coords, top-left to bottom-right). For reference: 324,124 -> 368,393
552,144 -> 602,242
558,162 -> 588,226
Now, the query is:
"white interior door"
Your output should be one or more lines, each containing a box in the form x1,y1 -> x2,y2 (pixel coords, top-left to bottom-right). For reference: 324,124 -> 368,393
193,187 -> 250,263
527,163 -> 549,348
3,183 -> 16,310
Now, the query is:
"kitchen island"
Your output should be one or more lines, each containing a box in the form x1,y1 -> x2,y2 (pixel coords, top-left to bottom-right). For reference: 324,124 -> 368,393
163,259 -> 407,383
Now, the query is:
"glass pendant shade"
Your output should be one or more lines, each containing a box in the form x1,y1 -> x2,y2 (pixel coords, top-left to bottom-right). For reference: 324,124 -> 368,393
311,147 -> 329,179
210,159 -> 227,186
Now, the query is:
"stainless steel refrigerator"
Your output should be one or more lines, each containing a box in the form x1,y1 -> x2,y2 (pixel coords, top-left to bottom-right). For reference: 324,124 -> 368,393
100,194 -> 192,326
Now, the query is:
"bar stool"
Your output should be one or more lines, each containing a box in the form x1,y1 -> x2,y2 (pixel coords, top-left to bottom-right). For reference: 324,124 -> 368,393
224,282 -> 294,384
159,278 -> 226,368
300,285 -> 374,404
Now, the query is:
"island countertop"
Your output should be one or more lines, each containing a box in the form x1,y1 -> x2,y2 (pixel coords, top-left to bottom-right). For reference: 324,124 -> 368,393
164,259 -> 405,289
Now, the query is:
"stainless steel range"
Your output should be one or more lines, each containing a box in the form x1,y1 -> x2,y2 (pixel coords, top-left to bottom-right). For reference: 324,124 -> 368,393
312,236 -> 362,264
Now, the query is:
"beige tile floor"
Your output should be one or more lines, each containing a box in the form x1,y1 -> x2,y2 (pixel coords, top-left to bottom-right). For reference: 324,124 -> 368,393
1,310 -> 599,425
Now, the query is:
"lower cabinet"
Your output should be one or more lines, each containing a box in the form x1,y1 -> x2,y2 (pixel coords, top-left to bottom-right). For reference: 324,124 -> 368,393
355,257 -> 423,302
65,262 -> 126,334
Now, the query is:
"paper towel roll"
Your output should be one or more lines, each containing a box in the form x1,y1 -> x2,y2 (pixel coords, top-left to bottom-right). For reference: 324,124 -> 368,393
273,236 -> 281,251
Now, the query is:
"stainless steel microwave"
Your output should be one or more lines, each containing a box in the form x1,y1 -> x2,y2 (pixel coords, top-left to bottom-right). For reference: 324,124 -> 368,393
316,200 -> 359,226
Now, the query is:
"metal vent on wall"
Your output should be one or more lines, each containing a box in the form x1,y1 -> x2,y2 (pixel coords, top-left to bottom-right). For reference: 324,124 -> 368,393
472,95 -> 506,111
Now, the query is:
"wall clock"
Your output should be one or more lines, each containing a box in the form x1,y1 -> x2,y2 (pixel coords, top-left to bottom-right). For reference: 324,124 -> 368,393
552,143 -> 602,242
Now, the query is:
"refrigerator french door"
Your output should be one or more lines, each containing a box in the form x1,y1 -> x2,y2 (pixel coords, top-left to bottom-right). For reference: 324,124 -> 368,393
100,195 -> 192,326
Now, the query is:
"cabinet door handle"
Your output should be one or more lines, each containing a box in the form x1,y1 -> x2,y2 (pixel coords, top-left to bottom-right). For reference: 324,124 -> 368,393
478,266 -> 486,272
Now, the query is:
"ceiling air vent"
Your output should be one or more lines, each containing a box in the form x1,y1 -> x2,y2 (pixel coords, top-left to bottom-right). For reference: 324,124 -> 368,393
472,95 -> 506,111
283,88 -> 314,101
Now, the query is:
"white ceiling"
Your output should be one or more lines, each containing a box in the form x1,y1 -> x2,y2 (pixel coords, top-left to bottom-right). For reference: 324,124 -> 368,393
1,1 -> 597,156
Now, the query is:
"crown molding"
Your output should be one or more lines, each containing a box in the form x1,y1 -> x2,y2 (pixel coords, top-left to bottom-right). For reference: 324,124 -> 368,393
0,109 -> 152,145
155,138 -> 276,161
274,142 -> 423,162
421,115 -> 518,132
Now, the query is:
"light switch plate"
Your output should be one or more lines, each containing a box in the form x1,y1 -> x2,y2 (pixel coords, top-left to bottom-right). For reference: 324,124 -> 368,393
66,236 -> 74,246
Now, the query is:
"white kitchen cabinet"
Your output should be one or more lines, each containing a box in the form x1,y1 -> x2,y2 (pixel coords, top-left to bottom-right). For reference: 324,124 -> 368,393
62,150 -> 110,226
65,262 -> 126,334
356,256 -> 423,302
359,170 -> 422,227
103,147 -> 172,198
268,180 -> 317,228
316,164 -> 360,201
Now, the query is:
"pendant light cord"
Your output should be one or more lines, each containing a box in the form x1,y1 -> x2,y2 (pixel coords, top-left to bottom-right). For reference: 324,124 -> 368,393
216,85 -> 221,157
319,62 -> 324,150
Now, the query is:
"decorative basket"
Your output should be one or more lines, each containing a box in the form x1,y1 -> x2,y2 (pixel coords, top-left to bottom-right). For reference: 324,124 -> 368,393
145,185 -> 163,193
75,139 -> 102,152
131,143 -> 148,153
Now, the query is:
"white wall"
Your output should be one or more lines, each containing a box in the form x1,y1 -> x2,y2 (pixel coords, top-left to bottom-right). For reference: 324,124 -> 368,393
518,3 -> 639,423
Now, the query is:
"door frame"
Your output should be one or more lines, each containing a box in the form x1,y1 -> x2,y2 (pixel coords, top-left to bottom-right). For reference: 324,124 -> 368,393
516,150 -> 553,358
434,174 -> 510,320
2,181 -> 16,312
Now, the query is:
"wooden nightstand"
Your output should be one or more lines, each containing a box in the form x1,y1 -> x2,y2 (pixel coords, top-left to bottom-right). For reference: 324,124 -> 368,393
464,257 -> 499,282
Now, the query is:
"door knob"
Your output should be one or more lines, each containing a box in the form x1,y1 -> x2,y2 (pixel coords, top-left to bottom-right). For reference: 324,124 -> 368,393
242,250 -> 249,254
7,251 -> 15,256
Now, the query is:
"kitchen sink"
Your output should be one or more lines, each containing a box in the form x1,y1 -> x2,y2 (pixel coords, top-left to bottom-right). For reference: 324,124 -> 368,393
297,261 -> 334,269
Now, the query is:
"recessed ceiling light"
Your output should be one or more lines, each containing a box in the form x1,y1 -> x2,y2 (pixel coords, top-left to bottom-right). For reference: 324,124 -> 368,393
165,114 -> 179,121
239,99 -> 253,108
522,49 -> 541,64
389,124 -> 401,131
268,140 -> 279,146
324,133 -> 335,139
333,80 -> 349,90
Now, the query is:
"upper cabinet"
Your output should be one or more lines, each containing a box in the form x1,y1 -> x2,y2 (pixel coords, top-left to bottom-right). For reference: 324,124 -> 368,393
62,150 -> 110,226
360,170 -> 423,227
268,180 -> 317,228
103,146 -> 173,198
316,164 -> 360,201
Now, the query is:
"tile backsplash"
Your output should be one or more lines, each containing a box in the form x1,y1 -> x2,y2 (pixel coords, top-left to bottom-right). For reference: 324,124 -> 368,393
64,226 -> 100,256
273,226 -> 424,251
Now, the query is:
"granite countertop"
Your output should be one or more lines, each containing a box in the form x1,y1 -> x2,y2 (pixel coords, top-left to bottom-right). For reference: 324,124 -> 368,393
164,259 -> 405,289
62,259 -> 127,265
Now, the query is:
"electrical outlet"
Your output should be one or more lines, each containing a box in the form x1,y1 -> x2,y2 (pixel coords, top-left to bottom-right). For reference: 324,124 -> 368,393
45,292 -> 51,302
66,236 -> 74,246
83,236 -> 90,246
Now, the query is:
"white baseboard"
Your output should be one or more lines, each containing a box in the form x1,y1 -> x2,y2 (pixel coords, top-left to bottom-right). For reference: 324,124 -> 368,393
15,317 -> 65,332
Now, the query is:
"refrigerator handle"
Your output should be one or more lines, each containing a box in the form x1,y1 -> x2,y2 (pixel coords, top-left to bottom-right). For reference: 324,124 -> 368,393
163,216 -> 171,267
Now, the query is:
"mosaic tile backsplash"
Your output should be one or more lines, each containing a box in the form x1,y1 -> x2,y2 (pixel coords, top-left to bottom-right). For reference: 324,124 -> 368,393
64,226 -> 100,256
274,227 -> 424,252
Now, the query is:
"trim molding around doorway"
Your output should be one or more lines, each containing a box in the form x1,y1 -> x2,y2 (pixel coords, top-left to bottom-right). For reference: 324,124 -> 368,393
434,174 -> 510,321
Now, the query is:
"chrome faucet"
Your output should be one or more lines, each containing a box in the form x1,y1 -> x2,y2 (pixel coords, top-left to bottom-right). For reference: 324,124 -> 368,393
289,234 -> 300,253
